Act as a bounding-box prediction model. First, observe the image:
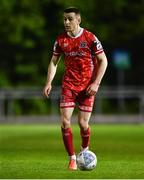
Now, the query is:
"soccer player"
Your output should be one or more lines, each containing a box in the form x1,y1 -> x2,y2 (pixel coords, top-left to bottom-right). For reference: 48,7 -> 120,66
43,7 -> 108,170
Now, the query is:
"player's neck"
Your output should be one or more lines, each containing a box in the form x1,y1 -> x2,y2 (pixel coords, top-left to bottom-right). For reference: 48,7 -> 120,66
68,26 -> 82,37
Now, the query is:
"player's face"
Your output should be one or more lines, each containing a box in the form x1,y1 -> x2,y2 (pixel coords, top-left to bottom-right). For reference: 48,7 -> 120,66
63,12 -> 81,32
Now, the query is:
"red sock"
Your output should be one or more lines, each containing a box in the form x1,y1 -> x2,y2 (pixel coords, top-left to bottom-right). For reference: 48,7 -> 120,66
80,127 -> 91,148
61,127 -> 75,156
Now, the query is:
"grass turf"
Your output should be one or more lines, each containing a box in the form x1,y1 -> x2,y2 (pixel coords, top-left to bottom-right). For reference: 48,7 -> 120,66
0,124 -> 144,179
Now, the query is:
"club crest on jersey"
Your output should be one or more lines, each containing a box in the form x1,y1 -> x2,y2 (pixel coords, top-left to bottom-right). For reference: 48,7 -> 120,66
80,41 -> 87,48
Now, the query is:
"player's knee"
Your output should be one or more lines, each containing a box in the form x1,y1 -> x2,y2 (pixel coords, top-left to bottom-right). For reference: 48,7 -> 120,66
61,116 -> 71,129
78,119 -> 89,130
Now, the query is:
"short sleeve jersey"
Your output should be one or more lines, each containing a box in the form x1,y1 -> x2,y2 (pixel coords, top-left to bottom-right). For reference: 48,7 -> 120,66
53,28 -> 104,91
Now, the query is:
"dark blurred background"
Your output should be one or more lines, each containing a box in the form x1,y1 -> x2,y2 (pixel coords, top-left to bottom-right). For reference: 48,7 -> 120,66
0,0 -> 144,120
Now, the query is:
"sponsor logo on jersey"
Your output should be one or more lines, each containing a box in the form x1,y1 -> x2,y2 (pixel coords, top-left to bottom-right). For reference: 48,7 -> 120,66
65,51 -> 85,57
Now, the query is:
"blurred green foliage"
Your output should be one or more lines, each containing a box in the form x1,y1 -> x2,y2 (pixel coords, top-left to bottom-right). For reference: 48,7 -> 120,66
0,0 -> 144,87
0,0 -> 144,115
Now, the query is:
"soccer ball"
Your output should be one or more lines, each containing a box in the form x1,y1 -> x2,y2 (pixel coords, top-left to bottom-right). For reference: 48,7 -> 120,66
76,150 -> 97,170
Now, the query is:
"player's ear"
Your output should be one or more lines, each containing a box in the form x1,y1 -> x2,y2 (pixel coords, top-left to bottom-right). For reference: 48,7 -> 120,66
77,15 -> 81,24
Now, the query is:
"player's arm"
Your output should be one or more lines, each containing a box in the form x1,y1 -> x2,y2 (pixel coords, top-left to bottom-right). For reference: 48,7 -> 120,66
43,55 -> 61,97
87,52 -> 108,96
94,52 -> 108,86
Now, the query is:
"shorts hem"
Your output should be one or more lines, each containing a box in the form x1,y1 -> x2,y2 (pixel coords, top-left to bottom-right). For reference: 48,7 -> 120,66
60,106 -> 75,108
79,108 -> 92,113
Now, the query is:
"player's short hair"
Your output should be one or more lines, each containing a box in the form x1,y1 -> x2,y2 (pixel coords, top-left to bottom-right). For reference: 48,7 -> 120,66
64,7 -> 80,15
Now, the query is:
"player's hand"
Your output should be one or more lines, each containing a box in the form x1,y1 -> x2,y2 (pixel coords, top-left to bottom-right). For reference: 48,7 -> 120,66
86,83 -> 99,96
43,83 -> 52,98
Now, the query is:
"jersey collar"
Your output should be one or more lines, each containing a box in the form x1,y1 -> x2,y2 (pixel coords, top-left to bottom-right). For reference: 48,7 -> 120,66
67,28 -> 84,38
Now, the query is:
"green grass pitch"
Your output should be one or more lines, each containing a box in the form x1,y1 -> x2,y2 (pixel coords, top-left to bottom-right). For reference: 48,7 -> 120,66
0,123 -> 144,179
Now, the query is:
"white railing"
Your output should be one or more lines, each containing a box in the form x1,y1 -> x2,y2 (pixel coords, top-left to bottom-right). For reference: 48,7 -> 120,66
0,86 -> 144,123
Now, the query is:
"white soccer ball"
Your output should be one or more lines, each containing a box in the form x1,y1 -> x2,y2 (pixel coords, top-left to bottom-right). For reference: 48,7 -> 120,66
76,150 -> 97,170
